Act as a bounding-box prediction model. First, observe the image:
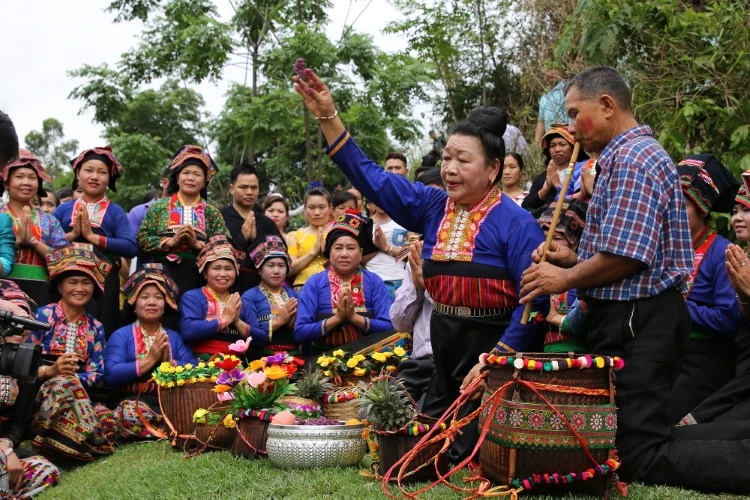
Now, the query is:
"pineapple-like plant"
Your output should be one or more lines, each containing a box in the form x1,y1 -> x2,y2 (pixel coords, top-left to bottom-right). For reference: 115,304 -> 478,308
295,368 -> 333,401
359,376 -> 417,431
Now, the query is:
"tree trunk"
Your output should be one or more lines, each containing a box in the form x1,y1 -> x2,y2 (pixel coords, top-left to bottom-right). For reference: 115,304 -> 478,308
304,107 -> 313,182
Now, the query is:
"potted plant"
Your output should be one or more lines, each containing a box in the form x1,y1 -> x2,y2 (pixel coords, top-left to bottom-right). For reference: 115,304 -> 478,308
359,375 -> 447,484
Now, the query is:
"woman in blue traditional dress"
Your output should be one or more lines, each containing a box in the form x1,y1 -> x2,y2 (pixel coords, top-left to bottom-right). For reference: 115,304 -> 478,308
241,235 -> 301,358
104,264 -> 196,440
53,146 -> 137,337
668,155 -> 741,423
293,69 -> 548,461
294,211 -> 394,354
1,149 -> 68,306
30,244 -> 118,462
179,235 -> 250,358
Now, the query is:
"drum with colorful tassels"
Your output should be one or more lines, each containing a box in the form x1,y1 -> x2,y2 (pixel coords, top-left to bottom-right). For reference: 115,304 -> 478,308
477,352 -> 624,496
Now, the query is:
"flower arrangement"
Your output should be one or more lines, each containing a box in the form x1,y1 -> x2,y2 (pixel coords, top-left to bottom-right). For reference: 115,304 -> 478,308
316,346 -> 409,380
247,351 -> 305,378
151,354 -> 242,387
192,408 -> 237,429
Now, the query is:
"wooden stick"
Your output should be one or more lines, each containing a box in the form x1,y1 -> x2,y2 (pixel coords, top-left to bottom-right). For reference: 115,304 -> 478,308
521,142 -> 581,325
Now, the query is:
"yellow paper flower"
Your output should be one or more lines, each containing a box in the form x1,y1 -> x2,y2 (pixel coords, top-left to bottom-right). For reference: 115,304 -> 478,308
387,365 -> 397,372
193,408 -> 208,422
393,347 -> 406,357
323,370 -> 332,377
208,362 -> 215,369
249,359 -> 265,372
319,359 -> 330,368
371,352 -> 387,363
353,354 -> 366,362
198,376 -> 207,383
175,366 -> 185,373
159,361 -> 172,372
333,349 -> 345,358
184,363 -> 193,370
353,367 -> 366,377
264,365 -> 288,380
167,366 -> 176,374
176,379 -> 186,386
383,352 -> 393,358
346,358 -> 359,369
166,381 -> 175,388
222,414 -> 237,429
197,362 -> 206,369
317,355 -> 328,364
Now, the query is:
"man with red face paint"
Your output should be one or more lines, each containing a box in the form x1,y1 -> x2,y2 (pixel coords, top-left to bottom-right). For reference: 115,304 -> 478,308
519,66 -> 750,493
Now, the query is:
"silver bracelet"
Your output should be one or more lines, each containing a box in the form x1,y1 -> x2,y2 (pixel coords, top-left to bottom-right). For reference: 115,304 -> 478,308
316,109 -> 338,121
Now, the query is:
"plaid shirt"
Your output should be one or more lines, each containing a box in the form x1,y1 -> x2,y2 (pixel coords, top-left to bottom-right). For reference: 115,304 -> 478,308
578,125 -> 692,301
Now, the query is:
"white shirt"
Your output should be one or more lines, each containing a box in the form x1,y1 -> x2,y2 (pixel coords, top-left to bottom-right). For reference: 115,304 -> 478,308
365,219 -> 407,282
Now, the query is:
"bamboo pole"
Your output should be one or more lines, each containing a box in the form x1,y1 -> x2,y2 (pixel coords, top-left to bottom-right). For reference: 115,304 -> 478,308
521,142 -> 581,325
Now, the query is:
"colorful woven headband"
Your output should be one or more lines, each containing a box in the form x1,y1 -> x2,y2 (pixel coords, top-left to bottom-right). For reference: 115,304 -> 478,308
71,147 -> 123,193
46,243 -> 112,292
677,154 -> 738,215
328,210 -> 364,240
538,199 -> 587,247
122,263 -> 179,310
197,235 -> 240,273
169,145 -> 218,182
2,148 -> 51,184
0,279 -> 37,315
736,186 -> 750,209
250,235 -> 290,271
540,124 -> 575,149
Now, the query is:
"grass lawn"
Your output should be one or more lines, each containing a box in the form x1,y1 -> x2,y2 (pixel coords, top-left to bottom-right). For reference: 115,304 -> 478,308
39,440 -> 745,499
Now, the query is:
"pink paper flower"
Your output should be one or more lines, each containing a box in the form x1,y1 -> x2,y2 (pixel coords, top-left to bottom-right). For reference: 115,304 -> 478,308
248,371 -> 267,388
228,337 -> 252,353
217,391 -> 234,402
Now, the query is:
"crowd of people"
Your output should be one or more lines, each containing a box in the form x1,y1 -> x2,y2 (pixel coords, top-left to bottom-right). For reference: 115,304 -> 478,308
0,62 -> 748,496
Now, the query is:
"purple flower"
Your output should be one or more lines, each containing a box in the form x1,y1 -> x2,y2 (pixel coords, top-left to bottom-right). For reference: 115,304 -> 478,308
216,368 -> 246,387
294,58 -> 307,79
265,352 -> 287,366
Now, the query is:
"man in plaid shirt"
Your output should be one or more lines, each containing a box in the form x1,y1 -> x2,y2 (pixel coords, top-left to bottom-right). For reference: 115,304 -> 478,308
520,67 -> 750,493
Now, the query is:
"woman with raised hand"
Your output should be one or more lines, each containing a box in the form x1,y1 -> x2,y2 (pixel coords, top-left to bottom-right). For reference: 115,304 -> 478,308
293,68 -> 548,461
104,264 -> 196,440
30,244 -> 118,462
53,147 -> 136,337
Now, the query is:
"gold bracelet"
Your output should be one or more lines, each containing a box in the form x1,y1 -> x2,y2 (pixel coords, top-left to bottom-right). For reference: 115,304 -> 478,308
316,109 -> 338,121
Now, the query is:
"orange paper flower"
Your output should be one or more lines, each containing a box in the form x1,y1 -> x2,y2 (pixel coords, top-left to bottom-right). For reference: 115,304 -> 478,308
263,365 -> 288,380
213,384 -> 232,393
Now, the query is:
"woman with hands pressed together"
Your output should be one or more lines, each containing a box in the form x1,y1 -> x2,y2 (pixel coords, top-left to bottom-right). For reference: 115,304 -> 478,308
286,188 -> 331,290
137,145 -> 231,325
294,211 -> 393,353
1,149 -> 68,307
293,66 -> 547,461
242,235 -> 301,357
179,236 -> 250,358
105,264 -> 195,440
54,147 -> 136,337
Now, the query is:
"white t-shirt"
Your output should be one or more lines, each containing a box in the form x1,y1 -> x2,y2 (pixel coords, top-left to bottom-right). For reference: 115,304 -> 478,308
366,219 -> 408,282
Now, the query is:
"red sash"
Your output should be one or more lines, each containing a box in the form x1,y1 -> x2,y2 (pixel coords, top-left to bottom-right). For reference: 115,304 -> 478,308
684,228 -> 718,299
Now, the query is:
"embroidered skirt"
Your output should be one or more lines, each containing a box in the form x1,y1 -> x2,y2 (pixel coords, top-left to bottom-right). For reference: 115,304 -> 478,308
115,398 -> 164,440
0,452 -> 59,498
32,376 -> 119,461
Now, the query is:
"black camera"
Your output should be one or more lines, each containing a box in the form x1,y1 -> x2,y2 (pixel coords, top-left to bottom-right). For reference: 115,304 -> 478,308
0,309 -> 48,383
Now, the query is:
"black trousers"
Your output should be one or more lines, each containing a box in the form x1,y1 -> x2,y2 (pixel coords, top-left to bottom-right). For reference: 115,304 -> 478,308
686,325 -> 750,423
667,337 -> 737,423
587,288 -> 750,493
422,313 -> 510,463
397,356 -> 435,409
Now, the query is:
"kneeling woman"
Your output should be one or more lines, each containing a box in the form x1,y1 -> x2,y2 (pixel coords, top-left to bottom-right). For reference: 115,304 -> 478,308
30,244 -> 118,462
295,212 -> 393,353
180,236 -> 250,357
104,264 -> 196,440
242,235 -> 300,357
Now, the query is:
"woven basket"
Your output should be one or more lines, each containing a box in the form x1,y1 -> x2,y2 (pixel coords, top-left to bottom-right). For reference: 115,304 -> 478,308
193,402 -> 235,450
377,417 -> 448,484
232,415 -> 270,458
340,373 -> 373,387
158,382 -> 219,446
477,353 -> 617,496
322,399 -> 361,421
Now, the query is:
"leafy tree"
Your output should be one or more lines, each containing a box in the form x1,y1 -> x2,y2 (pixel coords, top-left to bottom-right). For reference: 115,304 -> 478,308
23,118 -> 79,187
556,0 -> 750,173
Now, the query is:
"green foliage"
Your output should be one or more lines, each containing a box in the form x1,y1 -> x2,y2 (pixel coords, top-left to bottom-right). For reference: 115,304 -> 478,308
294,368 -> 333,400
231,378 -> 296,412
556,0 -> 750,174
23,118 -> 79,187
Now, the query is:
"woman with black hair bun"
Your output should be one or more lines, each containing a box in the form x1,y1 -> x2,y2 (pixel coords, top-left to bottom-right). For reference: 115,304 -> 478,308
294,70 -> 549,462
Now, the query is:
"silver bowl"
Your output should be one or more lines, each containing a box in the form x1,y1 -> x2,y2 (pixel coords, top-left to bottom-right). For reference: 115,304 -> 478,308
266,423 -> 366,469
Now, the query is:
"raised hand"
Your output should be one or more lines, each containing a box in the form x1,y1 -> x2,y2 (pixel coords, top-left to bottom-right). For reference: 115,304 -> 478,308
292,68 -> 336,119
